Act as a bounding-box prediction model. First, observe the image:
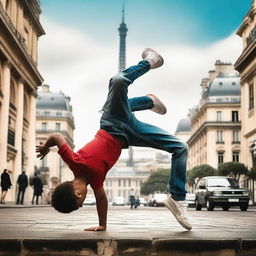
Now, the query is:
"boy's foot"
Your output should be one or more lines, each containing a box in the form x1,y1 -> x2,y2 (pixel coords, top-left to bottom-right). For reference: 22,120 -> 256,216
142,48 -> 164,69
147,94 -> 167,115
164,196 -> 192,230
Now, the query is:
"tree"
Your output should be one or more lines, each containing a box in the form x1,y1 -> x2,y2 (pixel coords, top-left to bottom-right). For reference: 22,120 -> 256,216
187,164 -> 215,187
217,162 -> 249,180
140,168 -> 169,195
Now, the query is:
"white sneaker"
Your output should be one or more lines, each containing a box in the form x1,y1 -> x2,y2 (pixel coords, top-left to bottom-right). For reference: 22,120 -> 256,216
146,94 -> 167,115
142,48 -> 164,69
164,196 -> 192,230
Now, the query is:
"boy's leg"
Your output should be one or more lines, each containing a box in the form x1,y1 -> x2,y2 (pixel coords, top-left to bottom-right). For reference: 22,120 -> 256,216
129,119 -> 191,230
101,60 -> 151,122
101,48 -> 164,121
129,95 -> 167,115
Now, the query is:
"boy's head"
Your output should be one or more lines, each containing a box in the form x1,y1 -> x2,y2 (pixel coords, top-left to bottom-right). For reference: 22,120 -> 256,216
51,180 -> 87,213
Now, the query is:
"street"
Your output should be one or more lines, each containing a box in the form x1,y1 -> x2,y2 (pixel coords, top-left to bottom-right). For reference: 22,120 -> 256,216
0,205 -> 255,236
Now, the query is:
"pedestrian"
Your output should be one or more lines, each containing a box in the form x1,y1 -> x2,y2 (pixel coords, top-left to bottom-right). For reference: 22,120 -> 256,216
129,189 -> 136,209
36,48 -> 191,231
0,169 -> 12,204
31,173 -> 43,205
16,171 -> 28,204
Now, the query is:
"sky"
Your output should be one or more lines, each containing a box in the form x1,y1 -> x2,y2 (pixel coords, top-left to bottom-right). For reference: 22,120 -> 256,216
38,0 -> 253,151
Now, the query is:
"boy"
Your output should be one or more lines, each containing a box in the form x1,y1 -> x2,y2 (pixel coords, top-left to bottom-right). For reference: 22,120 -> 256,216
36,48 -> 192,231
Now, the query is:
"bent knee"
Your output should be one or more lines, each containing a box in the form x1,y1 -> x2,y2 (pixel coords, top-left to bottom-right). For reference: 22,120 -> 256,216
109,74 -> 126,89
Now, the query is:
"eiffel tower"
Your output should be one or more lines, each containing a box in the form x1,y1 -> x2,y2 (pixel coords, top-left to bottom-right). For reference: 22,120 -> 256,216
118,3 -> 133,167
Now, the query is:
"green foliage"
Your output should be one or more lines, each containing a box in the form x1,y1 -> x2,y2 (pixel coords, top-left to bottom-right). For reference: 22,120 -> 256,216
217,162 -> 249,179
188,164 -> 215,184
140,168 -> 169,195
249,166 -> 256,179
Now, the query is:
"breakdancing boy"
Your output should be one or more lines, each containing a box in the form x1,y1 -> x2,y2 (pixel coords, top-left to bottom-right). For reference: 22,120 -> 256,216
36,48 -> 192,231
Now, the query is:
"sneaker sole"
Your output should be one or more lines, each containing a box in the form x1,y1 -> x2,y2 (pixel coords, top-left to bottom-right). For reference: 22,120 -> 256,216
164,199 -> 192,230
142,48 -> 164,68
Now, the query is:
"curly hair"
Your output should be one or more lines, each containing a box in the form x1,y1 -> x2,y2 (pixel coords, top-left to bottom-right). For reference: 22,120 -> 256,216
51,181 -> 79,213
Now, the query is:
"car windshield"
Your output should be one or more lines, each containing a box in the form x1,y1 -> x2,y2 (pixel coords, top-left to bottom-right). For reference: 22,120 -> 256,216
207,178 -> 238,188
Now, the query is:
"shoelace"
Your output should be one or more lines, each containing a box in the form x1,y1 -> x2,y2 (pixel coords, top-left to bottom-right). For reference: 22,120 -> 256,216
178,201 -> 189,220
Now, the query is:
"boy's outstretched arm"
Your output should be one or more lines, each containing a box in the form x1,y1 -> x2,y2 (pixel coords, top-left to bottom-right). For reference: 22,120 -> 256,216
84,187 -> 108,231
36,133 -> 66,159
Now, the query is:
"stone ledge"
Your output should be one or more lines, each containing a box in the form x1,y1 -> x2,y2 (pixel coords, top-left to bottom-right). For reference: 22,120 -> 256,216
0,238 -> 255,256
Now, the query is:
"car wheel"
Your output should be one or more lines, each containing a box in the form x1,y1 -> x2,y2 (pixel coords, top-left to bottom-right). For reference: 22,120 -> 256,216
195,199 -> 202,211
153,202 -> 157,207
222,205 -> 229,211
240,203 -> 248,211
206,199 -> 214,211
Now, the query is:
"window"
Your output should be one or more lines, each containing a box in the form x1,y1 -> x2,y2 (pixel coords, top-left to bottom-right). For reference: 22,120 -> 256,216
249,82 -> 254,110
232,130 -> 240,142
42,122 -> 47,131
44,111 -> 50,116
216,130 -> 224,143
118,180 -> 121,187
55,123 -> 61,132
232,111 -> 239,122
218,152 -> 224,165
216,111 -> 222,122
56,112 -> 62,117
123,180 -> 126,187
232,152 -> 239,162
128,179 -> 131,187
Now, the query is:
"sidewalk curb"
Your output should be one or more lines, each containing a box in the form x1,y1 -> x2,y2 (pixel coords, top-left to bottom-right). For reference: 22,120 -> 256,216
0,237 -> 255,256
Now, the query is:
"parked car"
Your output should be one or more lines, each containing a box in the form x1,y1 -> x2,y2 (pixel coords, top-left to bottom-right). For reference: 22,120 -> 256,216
195,176 -> 250,211
186,193 -> 195,207
148,193 -> 167,207
112,196 -> 125,206
83,194 -> 96,206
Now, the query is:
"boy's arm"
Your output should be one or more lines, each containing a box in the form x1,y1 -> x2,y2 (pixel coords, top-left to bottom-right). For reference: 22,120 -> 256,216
84,187 -> 108,231
36,133 -> 66,159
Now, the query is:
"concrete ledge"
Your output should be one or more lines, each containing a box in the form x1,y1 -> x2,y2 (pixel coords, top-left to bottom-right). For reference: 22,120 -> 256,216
0,238 -> 255,256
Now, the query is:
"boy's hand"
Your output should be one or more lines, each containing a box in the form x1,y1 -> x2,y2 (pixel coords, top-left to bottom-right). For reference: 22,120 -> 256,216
36,144 -> 50,159
84,226 -> 106,231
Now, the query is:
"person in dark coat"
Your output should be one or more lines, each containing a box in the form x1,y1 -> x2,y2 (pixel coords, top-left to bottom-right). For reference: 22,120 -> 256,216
16,171 -> 28,204
31,173 -> 43,205
0,169 -> 12,204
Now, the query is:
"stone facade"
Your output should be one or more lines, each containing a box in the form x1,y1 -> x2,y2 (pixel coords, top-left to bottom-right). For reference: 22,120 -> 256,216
235,0 -> 256,201
0,0 -> 44,202
187,61 -> 241,170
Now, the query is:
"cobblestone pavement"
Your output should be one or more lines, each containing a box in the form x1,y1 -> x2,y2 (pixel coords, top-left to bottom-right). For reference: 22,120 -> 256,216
0,204 -> 255,239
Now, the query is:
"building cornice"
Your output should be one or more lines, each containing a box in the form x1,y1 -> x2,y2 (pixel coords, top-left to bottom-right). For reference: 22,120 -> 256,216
188,121 -> 241,145
234,38 -> 256,74
190,101 -> 241,124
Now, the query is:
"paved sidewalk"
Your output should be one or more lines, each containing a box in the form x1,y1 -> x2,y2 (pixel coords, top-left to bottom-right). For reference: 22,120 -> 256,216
0,205 -> 255,256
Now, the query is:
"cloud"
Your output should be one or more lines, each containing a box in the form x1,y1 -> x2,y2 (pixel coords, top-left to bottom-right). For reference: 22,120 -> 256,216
38,18 -> 243,151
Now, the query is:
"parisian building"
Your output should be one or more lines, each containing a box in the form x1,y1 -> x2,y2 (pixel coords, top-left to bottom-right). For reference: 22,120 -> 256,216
0,0 -> 44,202
235,0 -> 256,200
35,84 -> 75,201
187,61 -> 241,170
